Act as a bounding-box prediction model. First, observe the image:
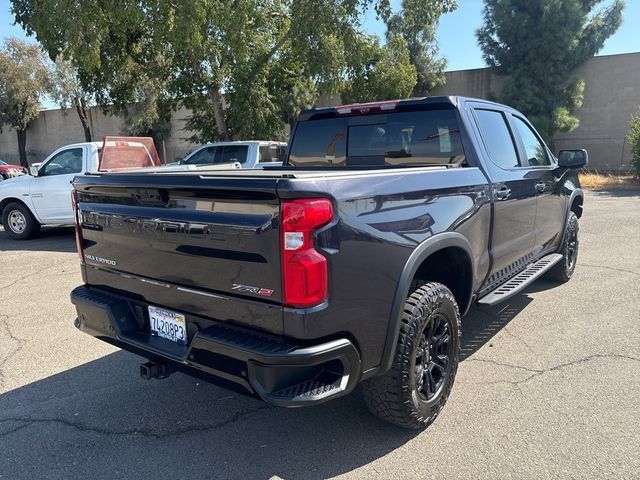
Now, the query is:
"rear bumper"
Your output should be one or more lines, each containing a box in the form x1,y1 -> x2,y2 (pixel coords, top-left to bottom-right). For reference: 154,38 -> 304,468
70,285 -> 361,406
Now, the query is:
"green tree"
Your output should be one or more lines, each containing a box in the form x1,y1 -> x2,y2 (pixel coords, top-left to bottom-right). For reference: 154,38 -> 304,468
12,0 -> 455,142
0,37 -> 51,167
50,55 -> 94,141
384,0 -> 457,96
342,33 -> 417,104
627,108 -> 640,178
118,80 -> 173,163
477,0 -> 624,142
268,55 -> 318,133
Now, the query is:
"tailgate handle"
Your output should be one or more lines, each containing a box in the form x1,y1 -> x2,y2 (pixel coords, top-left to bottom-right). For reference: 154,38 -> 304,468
130,188 -> 169,205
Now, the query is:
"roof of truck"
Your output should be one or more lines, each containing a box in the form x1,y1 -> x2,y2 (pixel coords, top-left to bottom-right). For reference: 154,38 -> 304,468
298,96 -> 513,121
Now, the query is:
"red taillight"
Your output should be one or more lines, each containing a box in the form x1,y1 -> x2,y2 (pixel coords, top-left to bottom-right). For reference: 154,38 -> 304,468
71,190 -> 84,262
335,100 -> 399,115
281,198 -> 334,308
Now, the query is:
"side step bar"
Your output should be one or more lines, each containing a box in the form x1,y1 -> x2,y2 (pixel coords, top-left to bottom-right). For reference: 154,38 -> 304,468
478,253 -> 563,306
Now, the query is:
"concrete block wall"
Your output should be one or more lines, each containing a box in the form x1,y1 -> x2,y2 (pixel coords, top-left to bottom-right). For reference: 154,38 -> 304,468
0,105 -> 201,166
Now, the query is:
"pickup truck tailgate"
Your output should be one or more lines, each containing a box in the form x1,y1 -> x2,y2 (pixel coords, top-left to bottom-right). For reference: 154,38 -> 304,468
74,173 -> 283,332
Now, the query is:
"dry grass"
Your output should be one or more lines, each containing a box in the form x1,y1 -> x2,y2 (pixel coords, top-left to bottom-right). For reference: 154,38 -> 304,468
578,171 -> 639,190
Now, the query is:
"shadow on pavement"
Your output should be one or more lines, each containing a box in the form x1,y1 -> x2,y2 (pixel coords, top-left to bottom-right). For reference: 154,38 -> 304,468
462,296 -> 533,360
0,293 -> 544,479
0,226 -> 76,253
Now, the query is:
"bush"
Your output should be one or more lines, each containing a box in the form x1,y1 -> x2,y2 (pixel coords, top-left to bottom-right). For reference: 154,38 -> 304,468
628,108 -> 640,179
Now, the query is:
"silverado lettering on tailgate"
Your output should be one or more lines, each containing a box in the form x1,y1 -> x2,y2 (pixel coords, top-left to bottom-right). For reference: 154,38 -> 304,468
81,212 -> 259,242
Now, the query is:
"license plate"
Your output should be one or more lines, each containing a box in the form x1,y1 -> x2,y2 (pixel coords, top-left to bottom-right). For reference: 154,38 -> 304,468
148,305 -> 187,345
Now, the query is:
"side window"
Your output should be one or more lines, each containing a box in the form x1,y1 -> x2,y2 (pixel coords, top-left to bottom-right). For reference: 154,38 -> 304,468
258,146 -> 272,163
260,144 -> 286,163
185,147 -> 217,165
216,145 -> 249,164
40,148 -> 84,176
511,116 -> 550,166
474,109 -> 520,169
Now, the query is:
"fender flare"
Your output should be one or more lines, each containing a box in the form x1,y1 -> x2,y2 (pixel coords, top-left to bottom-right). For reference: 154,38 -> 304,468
567,188 -> 584,218
379,232 -> 475,374
561,188 -> 584,240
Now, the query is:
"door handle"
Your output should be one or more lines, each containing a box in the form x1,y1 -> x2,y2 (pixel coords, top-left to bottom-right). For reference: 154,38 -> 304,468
535,182 -> 546,193
494,185 -> 511,201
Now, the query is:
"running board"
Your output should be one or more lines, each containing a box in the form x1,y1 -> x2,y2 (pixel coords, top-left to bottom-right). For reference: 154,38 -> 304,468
478,253 -> 563,306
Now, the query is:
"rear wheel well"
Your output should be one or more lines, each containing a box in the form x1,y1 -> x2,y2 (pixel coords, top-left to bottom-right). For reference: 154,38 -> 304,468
410,247 -> 473,314
0,198 -> 32,223
570,195 -> 583,218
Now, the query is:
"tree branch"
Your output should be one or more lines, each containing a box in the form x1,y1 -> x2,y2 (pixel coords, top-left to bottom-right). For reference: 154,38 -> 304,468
246,27 -> 292,85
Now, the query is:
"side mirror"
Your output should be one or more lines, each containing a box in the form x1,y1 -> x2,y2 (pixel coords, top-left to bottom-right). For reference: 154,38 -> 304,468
557,149 -> 588,168
29,166 -> 39,177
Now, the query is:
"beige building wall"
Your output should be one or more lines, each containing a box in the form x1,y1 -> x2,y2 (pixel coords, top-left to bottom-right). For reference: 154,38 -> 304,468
430,67 -> 503,99
431,52 -> 640,171
0,105 -> 201,166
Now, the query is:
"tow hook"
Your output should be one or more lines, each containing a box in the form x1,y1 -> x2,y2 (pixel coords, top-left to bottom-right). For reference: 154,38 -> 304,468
140,360 -> 173,380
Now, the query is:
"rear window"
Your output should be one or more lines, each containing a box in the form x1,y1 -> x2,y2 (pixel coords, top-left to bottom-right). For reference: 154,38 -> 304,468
288,108 -> 465,167
99,136 -> 161,171
259,144 -> 286,163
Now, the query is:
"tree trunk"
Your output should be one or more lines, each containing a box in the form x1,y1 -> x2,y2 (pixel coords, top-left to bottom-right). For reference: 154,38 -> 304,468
17,128 -> 28,168
82,123 -> 92,142
210,88 -> 231,141
75,97 -> 92,142
189,50 -> 231,141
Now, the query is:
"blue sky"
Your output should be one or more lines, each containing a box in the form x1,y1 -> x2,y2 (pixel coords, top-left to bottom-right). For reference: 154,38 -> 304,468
2,0 -> 639,73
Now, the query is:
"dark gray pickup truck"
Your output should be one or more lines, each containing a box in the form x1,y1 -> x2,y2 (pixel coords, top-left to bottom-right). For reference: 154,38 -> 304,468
70,96 -> 587,429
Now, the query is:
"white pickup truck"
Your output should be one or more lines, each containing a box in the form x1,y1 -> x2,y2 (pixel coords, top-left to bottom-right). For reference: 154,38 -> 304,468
0,142 -> 101,239
175,141 -> 287,168
0,140 -> 240,240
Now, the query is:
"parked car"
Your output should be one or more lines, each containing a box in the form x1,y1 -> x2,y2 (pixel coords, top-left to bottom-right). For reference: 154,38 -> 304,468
0,160 -> 26,180
70,96 -> 587,429
173,141 -> 287,168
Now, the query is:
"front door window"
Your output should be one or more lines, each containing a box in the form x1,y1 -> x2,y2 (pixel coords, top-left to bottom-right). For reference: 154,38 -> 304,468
40,148 -> 84,176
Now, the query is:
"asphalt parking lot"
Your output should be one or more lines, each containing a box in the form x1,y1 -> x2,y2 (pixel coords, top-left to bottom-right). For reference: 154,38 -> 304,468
1,189 -> 639,480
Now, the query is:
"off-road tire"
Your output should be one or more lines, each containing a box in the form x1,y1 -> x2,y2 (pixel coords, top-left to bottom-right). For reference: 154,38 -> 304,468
1,202 -> 40,240
362,282 -> 461,429
546,211 -> 579,283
